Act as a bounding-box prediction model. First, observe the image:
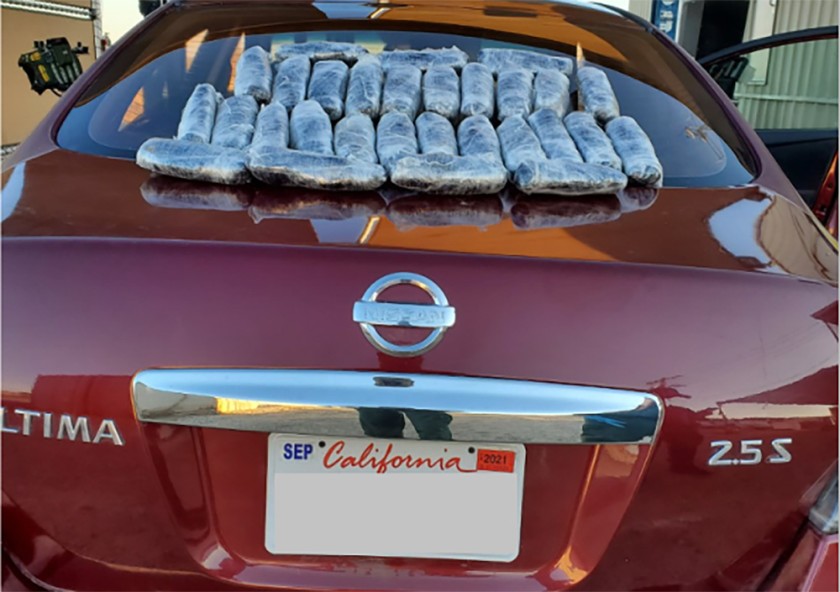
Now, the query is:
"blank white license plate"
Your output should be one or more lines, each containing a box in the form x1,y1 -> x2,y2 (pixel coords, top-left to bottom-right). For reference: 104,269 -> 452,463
265,434 -> 525,562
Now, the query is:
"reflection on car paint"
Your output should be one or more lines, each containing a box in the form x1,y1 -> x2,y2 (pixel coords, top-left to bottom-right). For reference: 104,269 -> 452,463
1,162 -> 25,222
139,174 -> 656,232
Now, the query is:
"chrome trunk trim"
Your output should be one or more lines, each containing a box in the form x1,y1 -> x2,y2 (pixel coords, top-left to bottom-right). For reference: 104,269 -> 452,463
132,369 -> 662,444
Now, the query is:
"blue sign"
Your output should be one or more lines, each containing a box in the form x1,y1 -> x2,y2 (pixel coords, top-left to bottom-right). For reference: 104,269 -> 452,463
652,0 -> 680,40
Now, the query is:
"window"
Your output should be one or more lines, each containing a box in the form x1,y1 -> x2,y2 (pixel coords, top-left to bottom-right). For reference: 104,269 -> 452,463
731,37 -> 838,131
56,4 -> 758,188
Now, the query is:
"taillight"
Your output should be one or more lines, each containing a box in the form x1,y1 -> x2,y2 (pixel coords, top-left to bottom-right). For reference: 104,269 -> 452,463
812,153 -> 837,232
810,472 -> 838,534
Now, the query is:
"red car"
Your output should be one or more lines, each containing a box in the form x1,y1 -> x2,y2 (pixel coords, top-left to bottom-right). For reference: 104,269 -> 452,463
2,1 -> 837,590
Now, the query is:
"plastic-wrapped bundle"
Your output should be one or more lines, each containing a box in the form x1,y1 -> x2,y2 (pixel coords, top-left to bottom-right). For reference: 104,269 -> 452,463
496,115 -> 546,172
564,111 -> 622,169
617,186 -> 659,212
345,56 -> 383,117
423,66 -> 460,120
576,66 -> 620,124
250,191 -> 384,223
307,60 -> 349,121
381,65 -> 422,119
387,195 -> 503,229
377,184 -> 418,203
211,95 -> 259,150
376,112 -> 418,173
234,46 -> 272,103
248,147 -> 386,190
533,70 -> 571,117
416,112 -> 457,156
605,116 -> 663,186
527,108 -> 582,162
478,48 -> 573,75
380,46 -> 469,72
275,41 -> 369,64
390,154 -> 508,195
251,103 -> 289,151
334,114 -> 378,163
513,160 -> 628,195
497,68 -> 534,120
458,115 -> 502,164
176,83 -> 222,143
460,63 -> 494,119
290,100 -> 333,154
137,138 -> 250,185
272,55 -> 310,111
511,195 -> 621,229
140,176 -> 253,211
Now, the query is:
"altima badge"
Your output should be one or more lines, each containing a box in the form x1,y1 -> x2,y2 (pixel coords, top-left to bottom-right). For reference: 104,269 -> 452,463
353,272 -> 455,357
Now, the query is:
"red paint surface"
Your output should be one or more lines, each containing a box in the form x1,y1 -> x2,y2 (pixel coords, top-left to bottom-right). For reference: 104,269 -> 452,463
2,1 -> 837,590
767,528 -> 838,592
806,535 -> 838,592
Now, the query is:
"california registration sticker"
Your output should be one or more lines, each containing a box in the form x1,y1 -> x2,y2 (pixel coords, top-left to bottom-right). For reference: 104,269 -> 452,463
476,449 -> 516,473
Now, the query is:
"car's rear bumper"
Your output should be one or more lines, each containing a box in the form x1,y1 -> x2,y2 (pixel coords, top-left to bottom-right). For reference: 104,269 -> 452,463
766,527 -> 838,592
3,529 -> 838,592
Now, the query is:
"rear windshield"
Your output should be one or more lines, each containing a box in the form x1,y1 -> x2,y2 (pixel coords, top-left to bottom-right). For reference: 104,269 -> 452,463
56,2 -> 757,188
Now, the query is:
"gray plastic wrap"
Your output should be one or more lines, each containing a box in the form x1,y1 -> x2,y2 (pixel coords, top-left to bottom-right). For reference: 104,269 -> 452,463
496,115 -> 546,172
387,195 -> 503,229
478,48 -> 573,75
376,185 -> 418,203
290,100 -> 333,154
345,56 -> 383,117
234,46 -> 272,103
513,160 -> 628,195
141,176 -> 252,211
576,66 -> 620,124
511,195 -> 621,229
334,114 -> 378,163
423,66 -> 460,120
617,186 -> 659,212
390,154 -> 508,195
251,103 -> 290,151
272,55 -> 310,111
497,69 -> 534,120
136,138 -> 250,185
527,108 -> 582,162
564,111 -> 622,169
275,41 -> 369,63
307,60 -> 349,121
176,83 -> 222,143
416,112 -> 457,156
605,116 -> 663,186
457,115 -> 502,164
211,95 -> 258,150
381,65 -> 422,119
380,46 -> 469,72
459,62 -> 494,119
533,70 -> 571,117
248,147 -> 386,190
376,112 -> 418,173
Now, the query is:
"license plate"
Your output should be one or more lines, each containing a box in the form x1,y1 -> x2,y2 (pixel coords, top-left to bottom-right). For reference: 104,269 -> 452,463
265,434 -> 525,561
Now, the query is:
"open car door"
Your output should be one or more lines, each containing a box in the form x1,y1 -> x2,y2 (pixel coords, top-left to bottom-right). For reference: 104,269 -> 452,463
700,26 -> 838,236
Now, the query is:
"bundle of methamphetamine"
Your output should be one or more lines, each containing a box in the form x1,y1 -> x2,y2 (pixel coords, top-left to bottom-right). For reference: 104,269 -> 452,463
137,42 -> 662,196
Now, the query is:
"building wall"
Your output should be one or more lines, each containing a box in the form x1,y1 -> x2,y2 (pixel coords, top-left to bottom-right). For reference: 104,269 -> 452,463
773,0 -> 838,34
735,0 -> 838,130
628,0 -> 653,21
1,2 -> 96,146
